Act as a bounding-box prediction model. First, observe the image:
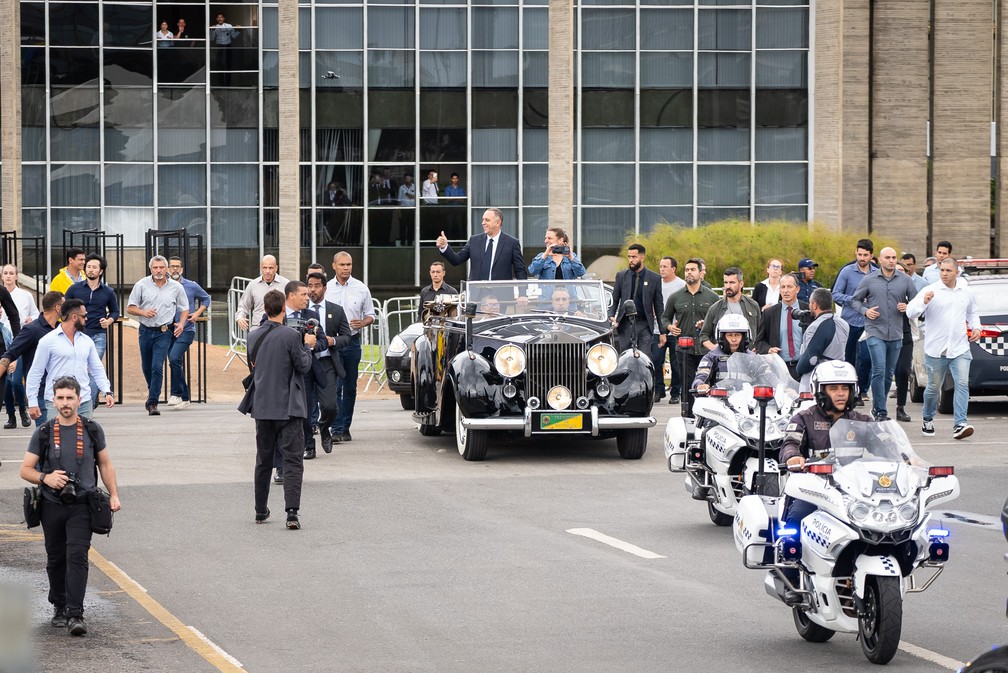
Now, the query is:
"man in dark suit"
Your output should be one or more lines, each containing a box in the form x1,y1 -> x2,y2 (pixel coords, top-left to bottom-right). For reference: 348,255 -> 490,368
609,243 -> 665,355
244,289 -> 313,530
754,272 -> 807,380
306,271 -> 351,455
436,208 -> 527,281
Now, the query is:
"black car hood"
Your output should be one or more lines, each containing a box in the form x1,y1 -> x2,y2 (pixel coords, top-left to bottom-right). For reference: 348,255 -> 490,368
470,317 -> 610,344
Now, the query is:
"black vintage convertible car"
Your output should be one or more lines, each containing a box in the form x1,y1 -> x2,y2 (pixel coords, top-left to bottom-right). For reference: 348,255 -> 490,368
411,280 -> 656,461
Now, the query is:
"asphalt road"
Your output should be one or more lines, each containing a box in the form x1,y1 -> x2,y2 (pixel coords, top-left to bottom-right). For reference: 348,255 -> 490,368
0,395 -> 1006,672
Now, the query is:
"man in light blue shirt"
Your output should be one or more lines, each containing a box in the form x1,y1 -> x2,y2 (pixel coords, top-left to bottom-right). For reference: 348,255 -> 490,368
900,252 -> 928,292
922,240 -> 954,284
831,238 -> 877,394
167,256 -> 211,410
25,299 -> 114,421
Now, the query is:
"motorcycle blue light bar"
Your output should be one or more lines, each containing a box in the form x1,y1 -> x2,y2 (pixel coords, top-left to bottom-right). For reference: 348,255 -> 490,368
927,528 -> 950,538
777,527 -> 798,537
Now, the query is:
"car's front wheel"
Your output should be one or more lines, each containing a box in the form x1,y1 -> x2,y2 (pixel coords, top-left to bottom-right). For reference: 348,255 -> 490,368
616,428 -> 647,459
399,394 -> 415,411
455,400 -> 488,461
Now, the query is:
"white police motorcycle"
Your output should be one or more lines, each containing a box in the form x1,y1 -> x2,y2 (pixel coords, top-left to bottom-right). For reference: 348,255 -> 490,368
733,419 -> 959,665
664,352 -> 807,526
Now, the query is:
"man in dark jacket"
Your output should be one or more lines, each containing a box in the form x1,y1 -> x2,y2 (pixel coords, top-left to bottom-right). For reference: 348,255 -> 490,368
306,271 -> 351,454
0,291 -> 60,424
436,208 -> 526,281
610,243 -> 664,354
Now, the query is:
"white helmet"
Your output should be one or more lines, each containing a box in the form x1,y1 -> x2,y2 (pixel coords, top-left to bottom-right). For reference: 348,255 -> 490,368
715,313 -> 750,340
810,360 -> 858,413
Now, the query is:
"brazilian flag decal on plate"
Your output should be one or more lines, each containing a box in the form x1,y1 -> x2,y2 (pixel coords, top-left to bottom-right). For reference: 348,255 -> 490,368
540,412 -> 583,430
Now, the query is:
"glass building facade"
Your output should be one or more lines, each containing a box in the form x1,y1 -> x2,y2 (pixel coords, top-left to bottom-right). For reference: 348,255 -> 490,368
4,0 -> 809,292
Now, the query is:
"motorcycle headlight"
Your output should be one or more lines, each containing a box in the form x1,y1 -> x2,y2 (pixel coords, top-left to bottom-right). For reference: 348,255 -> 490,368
898,502 -> 918,523
848,501 -> 871,522
738,417 -> 758,435
387,335 -> 408,356
586,343 -> 619,377
494,345 -> 526,377
775,417 -> 790,433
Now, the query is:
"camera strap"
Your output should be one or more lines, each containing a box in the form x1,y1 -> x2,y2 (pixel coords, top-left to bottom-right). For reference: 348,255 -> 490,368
53,417 -> 85,466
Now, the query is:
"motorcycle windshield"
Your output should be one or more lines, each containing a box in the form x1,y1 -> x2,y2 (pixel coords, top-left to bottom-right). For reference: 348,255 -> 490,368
723,352 -> 799,407
827,419 -> 928,468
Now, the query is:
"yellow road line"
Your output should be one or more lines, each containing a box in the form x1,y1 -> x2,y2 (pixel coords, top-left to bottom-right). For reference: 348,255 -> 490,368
89,549 -> 245,672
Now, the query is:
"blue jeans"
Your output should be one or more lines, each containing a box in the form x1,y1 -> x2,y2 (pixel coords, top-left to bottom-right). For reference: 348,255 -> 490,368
331,339 -> 362,436
865,336 -> 902,417
168,330 -> 195,400
845,326 -> 872,393
138,325 -> 172,407
923,352 -> 973,426
4,357 -> 26,416
87,331 -> 107,407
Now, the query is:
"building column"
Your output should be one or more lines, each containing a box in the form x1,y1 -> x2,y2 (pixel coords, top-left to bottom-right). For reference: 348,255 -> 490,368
548,0 -> 574,237
997,0 -> 1008,256
0,0 -> 21,235
932,0 -> 992,257
277,3 -> 300,279
870,0 -> 929,254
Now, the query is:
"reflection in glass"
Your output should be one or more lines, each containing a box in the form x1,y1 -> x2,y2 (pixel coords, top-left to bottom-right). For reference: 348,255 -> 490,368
470,165 -> 517,206
697,128 -> 749,161
158,129 -> 206,162
22,165 -> 47,208
316,208 -> 363,247
582,164 -> 633,206
698,9 -> 751,50
368,50 -> 414,88
105,164 -> 154,206
158,164 -> 207,207
104,208 -> 154,246
640,128 -> 691,161
582,128 -> 633,162
581,208 -> 634,246
420,52 -> 466,88
472,8 -> 518,49
211,165 -> 259,207
421,9 -> 466,49
473,129 -> 516,162
315,8 -> 364,50
755,163 -> 807,205
103,4 -> 154,47
697,165 -> 749,207
582,9 -> 635,50
49,4 -> 99,47
472,51 -> 518,88
51,164 -> 100,207
104,50 -> 153,86
640,164 -> 692,205
368,7 -> 415,49
315,51 -> 364,88
211,128 -> 258,163
641,207 -> 693,230
640,9 -> 693,50
49,48 -> 99,85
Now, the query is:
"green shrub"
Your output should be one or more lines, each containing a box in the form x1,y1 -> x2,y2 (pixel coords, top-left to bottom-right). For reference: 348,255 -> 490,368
631,219 -> 901,287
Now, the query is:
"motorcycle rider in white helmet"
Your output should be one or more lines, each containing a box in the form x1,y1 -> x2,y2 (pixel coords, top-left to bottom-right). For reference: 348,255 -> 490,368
693,314 -> 752,394
778,360 -> 873,603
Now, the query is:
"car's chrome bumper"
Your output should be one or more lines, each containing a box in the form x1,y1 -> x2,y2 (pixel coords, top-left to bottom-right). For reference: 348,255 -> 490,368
460,406 -> 656,437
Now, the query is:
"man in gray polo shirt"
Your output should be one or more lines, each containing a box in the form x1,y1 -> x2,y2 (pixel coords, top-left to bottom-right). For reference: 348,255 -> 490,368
235,255 -> 289,332
126,256 -> 189,416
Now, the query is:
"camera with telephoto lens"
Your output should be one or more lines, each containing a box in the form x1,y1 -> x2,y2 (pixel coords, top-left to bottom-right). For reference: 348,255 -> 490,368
286,316 -> 320,337
551,245 -> 571,256
60,472 -> 80,505
790,308 -> 815,329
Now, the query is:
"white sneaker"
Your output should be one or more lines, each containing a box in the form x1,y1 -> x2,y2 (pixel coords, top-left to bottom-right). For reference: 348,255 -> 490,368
174,400 -> 190,410
167,395 -> 183,406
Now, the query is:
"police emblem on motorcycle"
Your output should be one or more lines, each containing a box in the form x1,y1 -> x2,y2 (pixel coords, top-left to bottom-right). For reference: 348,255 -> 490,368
846,430 -> 856,441
878,474 -> 892,488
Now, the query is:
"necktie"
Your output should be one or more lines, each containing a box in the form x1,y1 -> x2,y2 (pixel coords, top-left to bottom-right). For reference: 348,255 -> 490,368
314,304 -> 322,317
786,306 -> 795,359
631,272 -> 639,300
482,237 -> 494,279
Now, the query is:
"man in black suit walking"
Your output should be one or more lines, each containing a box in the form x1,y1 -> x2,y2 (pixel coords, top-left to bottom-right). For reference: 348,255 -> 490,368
243,289 -> 313,530
609,243 -> 665,356
754,272 -> 808,380
436,208 -> 527,281
306,271 -> 351,455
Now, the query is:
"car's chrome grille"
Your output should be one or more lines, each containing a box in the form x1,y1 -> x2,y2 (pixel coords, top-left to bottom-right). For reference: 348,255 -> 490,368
526,342 -> 587,404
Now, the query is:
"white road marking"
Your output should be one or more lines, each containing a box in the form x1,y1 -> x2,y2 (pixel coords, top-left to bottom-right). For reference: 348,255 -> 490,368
566,528 -> 665,559
899,640 -> 964,670
189,627 -> 245,669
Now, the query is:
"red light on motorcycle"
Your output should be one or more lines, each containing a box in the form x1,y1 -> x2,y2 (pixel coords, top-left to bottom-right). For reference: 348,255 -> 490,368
677,337 -> 694,348
928,541 -> 949,563
753,386 -> 775,400
807,463 -> 833,475
798,392 -> 814,400
929,466 -> 955,476
709,388 -> 729,398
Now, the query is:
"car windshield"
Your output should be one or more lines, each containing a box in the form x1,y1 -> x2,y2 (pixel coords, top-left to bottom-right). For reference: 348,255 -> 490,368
463,280 -> 609,319
965,282 -> 1008,316
723,352 -> 799,394
827,420 -> 928,467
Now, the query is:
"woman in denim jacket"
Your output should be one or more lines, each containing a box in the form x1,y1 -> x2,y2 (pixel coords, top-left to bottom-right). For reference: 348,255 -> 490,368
527,227 -> 587,280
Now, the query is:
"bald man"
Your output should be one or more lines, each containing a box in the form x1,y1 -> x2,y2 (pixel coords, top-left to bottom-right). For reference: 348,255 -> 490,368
236,255 -> 290,331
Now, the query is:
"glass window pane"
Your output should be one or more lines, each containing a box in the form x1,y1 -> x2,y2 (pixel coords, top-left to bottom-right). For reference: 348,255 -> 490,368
105,87 -> 152,128
21,3 -> 45,45
473,129 -> 517,162
263,7 -> 278,49
23,128 -> 46,162
471,166 -> 517,206
755,90 -> 807,126
472,8 -> 518,49
582,52 -> 634,88
315,8 -> 363,50
523,52 -> 548,88
263,51 -> 278,87
51,129 -> 100,162
641,207 -> 693,230
105,164 -> 153,206
640,89 -> 692,127
698,207 -> 748,224
49,48 -> 99,85
640,164 -> 692,205
211,208 -> 257,248
317,129 -> 365,163
420,52 -> 467,87
420,9 -> 466,49
104,208 -> 154,246
524,129 -> 547,162
51,164 -> 99,207
103,4 -> 153,47
582,128 -> 633,162
522,207 -> 549,243
697,165 -> 749,207
52,208 -> 100,233
582,9 -> 635,50
755,163 -> 807,205
210,129 -> 258,162
49,3 -> 99,46
698,9 -> 751,51
161,208 -> 207,237
698,52 -> 750,88
640,9 -> 693,50
104,50 -> 153,86
582,164 -> 634,205
640,128 -> 691,161
523,9 -> 548,50
317,91 -> 364,129
211,165 -> 259,206
316,51 -> 364,88
523,165 -> 548,206
756,51 -> 807,88
472,51 -> 518,88
159,164 -> 207,207
756,8 -> 809,49
698,128 -> 749,161
158,87 -> 206,127
105,130 -> 153,162
582,90 -> 634,127
581,207 -> 634,245
641,52 -> 692,88
22,165 -> 46,208
158,129 -> 206,162
369,50 -> 415,88
368,8 -> 415,49
755,127 -> 807,161
697,89 -> 750,126
755,206 -> 807,222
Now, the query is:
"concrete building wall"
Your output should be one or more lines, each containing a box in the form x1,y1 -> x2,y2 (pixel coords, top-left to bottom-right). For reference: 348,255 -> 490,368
0,0 -> 21,235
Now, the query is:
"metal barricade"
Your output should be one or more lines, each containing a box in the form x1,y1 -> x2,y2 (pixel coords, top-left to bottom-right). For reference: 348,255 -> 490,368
359,298 -> 386,392
224,276 -> 253,371
382,295 -> 421,345
158,317 -> 209,404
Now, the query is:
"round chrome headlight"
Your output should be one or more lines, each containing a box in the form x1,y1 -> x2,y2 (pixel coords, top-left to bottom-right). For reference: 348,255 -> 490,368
898,502 -> 918,523
387,335 -> 409,356
547,385 -> 572,410
738,417 -> 758,435
848,502 -> 871,522
494,345 -> 526,377
586,343 -> 619,377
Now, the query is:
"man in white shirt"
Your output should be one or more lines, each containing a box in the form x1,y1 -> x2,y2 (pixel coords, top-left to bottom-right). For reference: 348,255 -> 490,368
906,257 -> 981,439
421,171 -> 439,205
654,256 -> 686,403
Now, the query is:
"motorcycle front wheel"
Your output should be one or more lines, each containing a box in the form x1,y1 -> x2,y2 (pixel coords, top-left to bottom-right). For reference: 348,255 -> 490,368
959,644 -> 1008,672
793,606 -> 835,643
859,575 -> 903,664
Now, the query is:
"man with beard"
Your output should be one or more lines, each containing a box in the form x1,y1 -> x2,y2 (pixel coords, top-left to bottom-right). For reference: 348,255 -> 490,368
25,299 -> 114,422
64,254 -> 119,406
0,292 -> 62,427
831,238 -> 877,398
609,243 -> 664,353
699,267 -> 761,352
661,258 -> 719,415
126,256 -> 189,416
165,256 -> 210,410
305,272 -> 351,455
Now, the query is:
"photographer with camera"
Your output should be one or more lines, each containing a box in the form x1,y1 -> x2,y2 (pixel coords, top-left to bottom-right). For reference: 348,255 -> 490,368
795,288 -> 849,393
527,227 -> 586,280
18,376 -> 120,636
754,273 -> 807,381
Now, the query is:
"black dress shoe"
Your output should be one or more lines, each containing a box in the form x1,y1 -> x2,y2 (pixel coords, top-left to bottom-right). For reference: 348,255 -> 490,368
20,411 -> 30,427
896,407 -> 911,422
255,508 -> 270,524
303,447 -> 316,460
340,433 -> 352,442
146,403 -> 160,416
321,431 -> 333,454
669,396 -> 680,405
286,511 -> 301,530
3,418 -> 15,429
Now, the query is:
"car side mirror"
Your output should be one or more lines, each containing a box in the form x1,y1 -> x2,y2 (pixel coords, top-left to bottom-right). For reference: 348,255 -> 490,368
622,300 -> 637,317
